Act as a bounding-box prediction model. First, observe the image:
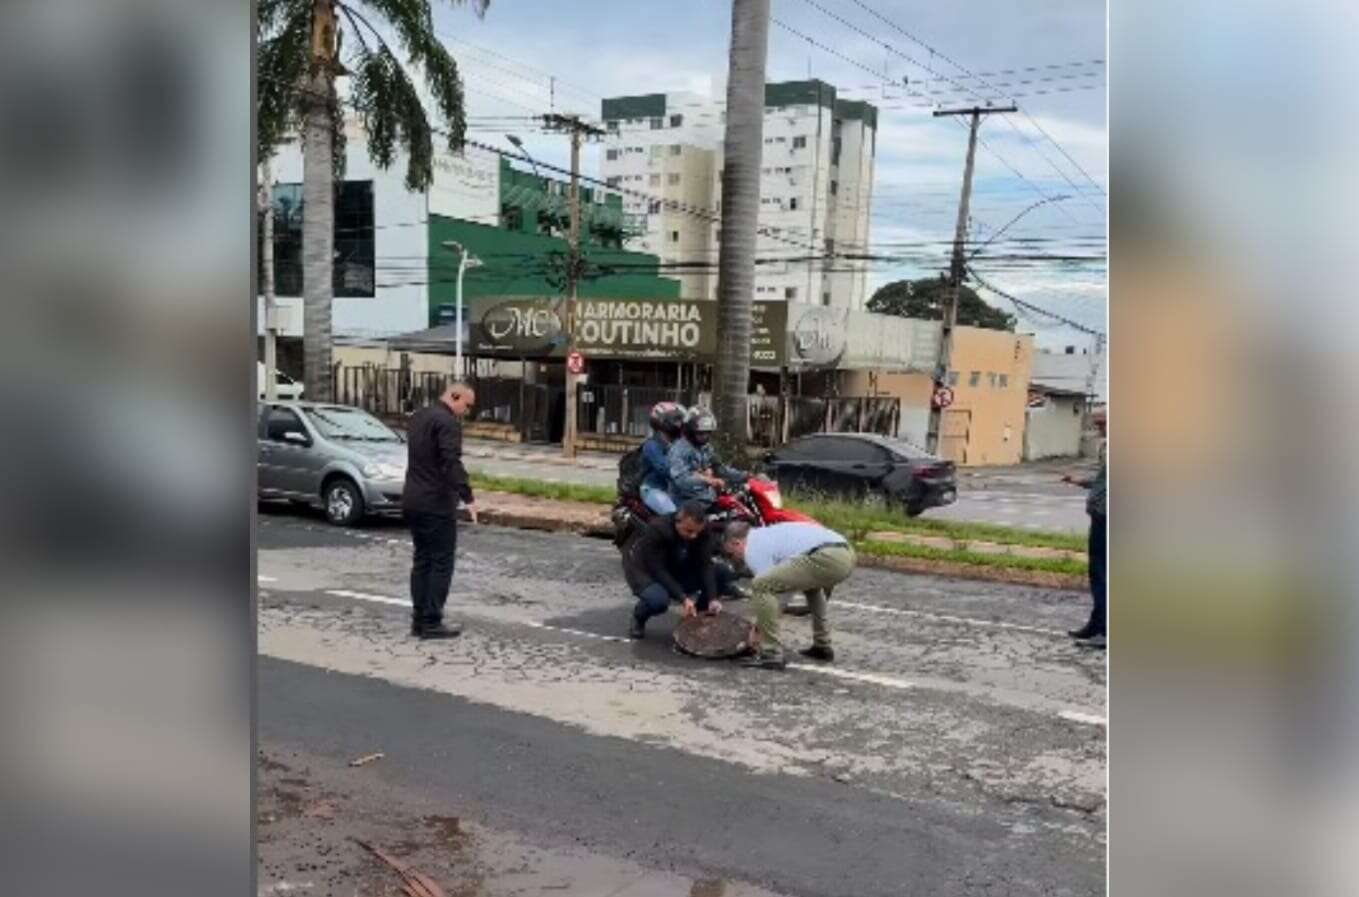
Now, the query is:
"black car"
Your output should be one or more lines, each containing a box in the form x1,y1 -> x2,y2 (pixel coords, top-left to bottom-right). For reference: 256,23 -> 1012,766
764,433 -> 957,517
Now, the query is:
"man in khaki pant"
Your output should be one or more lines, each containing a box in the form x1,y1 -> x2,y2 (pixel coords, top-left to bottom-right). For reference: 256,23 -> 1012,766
720,520 -> 856,670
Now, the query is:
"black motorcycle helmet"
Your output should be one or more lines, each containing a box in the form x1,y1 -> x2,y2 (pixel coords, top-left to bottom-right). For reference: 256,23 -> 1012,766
684,407 -> 717,447
649,401 -> 686,438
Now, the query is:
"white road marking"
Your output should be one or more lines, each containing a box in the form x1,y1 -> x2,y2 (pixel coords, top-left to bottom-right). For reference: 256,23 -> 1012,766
836,601 -> 1065,637
1058,710 -> 1107,727
521,620 -> 630,644
787,663 -> 917,690
257,575 -> 278,583
324,589 -> 407,607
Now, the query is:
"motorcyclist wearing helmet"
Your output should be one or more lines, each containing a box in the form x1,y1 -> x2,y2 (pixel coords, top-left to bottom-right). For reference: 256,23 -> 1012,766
640,401 -> 686,515
667,407 -> 747,505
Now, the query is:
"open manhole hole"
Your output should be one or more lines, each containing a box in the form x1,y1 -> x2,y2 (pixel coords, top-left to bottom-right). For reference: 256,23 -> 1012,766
673,613 -> 751,659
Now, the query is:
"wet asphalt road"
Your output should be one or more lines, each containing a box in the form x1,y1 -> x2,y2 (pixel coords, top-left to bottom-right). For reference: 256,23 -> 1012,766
256,508 -> 1106,896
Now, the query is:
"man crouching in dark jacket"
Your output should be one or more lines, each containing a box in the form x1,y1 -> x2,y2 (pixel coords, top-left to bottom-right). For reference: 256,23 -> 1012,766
623,500 -> 735,640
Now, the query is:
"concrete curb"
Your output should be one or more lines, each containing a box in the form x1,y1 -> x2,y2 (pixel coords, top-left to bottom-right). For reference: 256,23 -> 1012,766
471,491 -> 1087,591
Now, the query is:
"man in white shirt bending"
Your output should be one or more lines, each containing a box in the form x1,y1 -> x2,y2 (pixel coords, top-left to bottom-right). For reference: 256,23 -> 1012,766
720,520 -> 856,670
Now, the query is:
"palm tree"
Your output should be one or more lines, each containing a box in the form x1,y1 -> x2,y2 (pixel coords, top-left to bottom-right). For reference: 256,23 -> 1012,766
257,0 -> 489,402
711,0 -> 770,463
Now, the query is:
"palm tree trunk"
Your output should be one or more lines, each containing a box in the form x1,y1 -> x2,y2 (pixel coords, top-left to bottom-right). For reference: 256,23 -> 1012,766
302,1 -> 336,402
712,0 -> 770,463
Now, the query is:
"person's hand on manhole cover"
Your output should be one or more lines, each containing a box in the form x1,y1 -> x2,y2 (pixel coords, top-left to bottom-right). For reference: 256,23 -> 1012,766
682,596 -> 698,619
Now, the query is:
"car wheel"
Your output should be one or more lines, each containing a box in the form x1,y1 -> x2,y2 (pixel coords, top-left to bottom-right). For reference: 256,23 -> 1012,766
904,501 -> 926,518
323,478 -> 364,527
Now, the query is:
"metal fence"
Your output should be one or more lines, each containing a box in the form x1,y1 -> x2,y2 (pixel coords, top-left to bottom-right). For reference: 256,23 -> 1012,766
331,366 -> 900,447
576,384 -> 695,438
331,366 -> 564,443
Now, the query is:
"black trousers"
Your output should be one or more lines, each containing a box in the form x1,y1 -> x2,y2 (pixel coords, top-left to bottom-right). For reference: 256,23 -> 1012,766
408,510 -> 457,627
1087,512 -> 1107,635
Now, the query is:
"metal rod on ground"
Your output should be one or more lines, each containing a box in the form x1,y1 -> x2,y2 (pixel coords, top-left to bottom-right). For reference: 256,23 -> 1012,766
927,104 -> 1017,456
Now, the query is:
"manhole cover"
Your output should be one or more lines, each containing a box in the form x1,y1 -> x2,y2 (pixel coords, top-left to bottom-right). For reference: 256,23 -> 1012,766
673,612 -> 751,659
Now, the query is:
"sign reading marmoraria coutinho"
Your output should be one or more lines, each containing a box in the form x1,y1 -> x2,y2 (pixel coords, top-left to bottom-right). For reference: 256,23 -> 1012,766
575,301 -> 704,352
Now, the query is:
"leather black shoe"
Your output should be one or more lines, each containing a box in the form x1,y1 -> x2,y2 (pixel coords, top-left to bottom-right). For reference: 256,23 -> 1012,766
628,618 -> 646,640
739,653 -> 787,670
418,623 -> 462,640
783,603 -> 812,617
799,645 -> 835,663
1068,624 -> 1102,640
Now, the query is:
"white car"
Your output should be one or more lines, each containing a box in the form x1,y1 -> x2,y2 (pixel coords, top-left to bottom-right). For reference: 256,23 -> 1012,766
258,362 -> 304,400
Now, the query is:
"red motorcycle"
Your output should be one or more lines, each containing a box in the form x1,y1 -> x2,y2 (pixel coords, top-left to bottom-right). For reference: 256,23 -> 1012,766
611,475 -> 814,548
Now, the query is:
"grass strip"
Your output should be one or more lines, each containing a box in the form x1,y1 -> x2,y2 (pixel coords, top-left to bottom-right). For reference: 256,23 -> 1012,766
786,494 -> 1086,552
470,472 -> 615,505
853,538 -> 1089,576
468,474 -> 1086,554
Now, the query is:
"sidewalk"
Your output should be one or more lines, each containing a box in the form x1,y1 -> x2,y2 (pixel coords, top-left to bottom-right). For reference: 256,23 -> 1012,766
462,438 -> 620,472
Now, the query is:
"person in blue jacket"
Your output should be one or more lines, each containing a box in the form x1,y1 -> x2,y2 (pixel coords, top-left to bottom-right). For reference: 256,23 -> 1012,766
667,407 -> 747,506
640,401 -> 686,515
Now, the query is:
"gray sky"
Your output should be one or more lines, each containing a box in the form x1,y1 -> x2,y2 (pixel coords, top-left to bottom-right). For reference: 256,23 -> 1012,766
430,0 -> 1107,348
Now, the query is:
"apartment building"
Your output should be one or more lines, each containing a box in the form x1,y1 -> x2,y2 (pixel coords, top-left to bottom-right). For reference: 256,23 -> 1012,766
599,80 -> 877,309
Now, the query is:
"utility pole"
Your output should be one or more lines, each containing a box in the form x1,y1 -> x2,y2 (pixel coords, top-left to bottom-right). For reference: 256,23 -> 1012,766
926,104 -> 1016,456
259,158 -> 279,401
543,113 -> 606,458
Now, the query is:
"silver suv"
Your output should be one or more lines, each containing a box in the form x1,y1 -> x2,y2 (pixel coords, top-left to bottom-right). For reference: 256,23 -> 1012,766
257,401 -> 407,526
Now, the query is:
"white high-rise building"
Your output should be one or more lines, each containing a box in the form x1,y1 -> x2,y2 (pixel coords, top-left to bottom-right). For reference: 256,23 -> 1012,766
598,80 -> 877,309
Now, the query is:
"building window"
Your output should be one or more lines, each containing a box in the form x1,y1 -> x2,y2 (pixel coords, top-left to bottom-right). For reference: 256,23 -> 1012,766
824,237 -> 835,255
969,371 -> 981,387
822,292 -> 831,305
785,287 -> 798,300
650,117 -> 664,129
831,136 -> 842,166
501,203 -> 524,232
988,372 -> 998,388
947,371 -> 960,386
670,144 -> 681,156
267,180 -> 375,298
606,148 -> 619,161
647,199 -> 662,214
830,180 -> 839,196
670,230 -> 680,243
793,135 -> 807,149
789,197 -> 799,211
670,114 -> 683,127
649,174 -> 661,187
606,176 -> 621,187
667,173 -> 681,186
607,120 -> 619,132
999,374 -> 1009,388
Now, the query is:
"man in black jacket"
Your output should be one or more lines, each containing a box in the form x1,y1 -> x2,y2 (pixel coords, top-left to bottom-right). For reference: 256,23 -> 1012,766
623,500 -> 734,640
402,382 -> 476,639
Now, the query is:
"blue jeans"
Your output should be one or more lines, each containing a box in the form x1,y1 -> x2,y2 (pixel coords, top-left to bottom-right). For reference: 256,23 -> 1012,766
641,483 -> 676,515
632,565 -> 736,624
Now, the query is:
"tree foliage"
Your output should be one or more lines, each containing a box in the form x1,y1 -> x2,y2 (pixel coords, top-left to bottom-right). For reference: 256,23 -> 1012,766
256,0 -> 488,191
867,274 -> 1017,331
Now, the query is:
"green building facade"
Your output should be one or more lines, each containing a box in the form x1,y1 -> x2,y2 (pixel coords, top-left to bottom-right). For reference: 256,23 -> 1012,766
426,159 -> 678,326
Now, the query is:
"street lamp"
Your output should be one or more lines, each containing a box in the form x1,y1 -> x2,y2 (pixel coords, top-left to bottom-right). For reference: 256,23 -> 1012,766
505,134 -> 543,178
441,240 -> 482,377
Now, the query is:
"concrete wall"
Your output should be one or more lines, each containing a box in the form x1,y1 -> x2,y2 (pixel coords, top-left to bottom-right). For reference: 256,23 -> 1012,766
1023,394 -> 1084,460
838,369 -> 933,446
944,328 -> 1034,466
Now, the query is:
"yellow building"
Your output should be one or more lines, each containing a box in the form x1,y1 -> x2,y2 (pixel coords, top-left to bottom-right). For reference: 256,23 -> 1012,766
842,326 -> 1034,466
